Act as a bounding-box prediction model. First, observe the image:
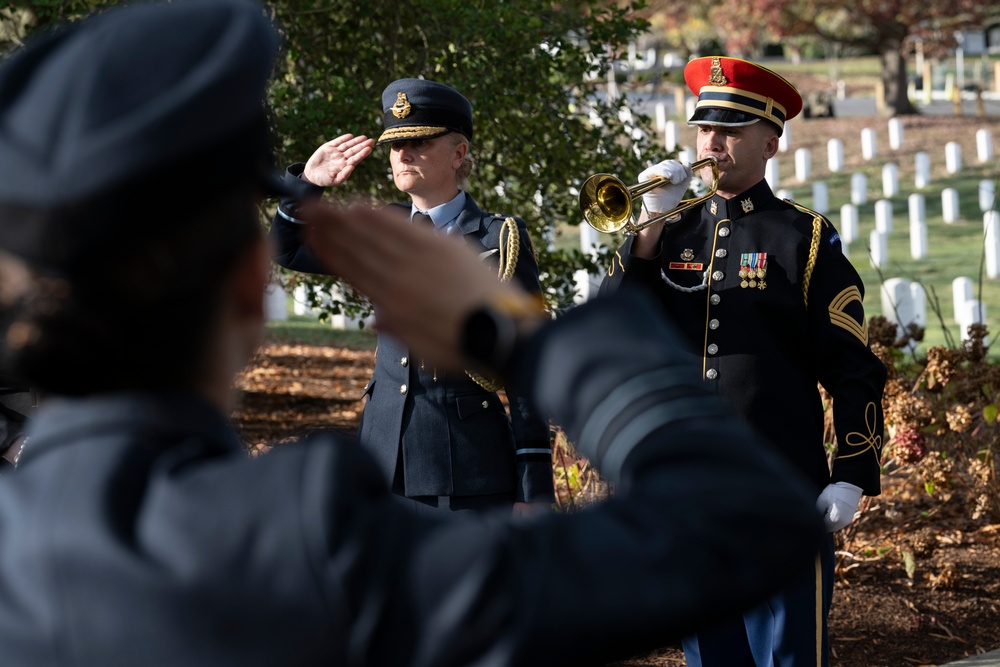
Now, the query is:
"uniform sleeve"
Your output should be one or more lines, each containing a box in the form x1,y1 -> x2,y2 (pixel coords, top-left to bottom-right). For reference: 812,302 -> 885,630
807,223 -> 887,496
598,235 -> 663,297
268,163 -> 332,275
503,218 -> 554,503
320,289 -> 825,667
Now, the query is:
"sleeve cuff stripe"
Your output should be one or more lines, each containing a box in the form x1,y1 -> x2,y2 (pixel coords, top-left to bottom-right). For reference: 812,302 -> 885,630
276,207 -> 307,225
577,366 -> 693,460
601,399 -> 723,480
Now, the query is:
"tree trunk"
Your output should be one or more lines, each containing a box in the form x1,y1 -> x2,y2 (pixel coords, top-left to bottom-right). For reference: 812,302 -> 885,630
879,43 -> 919,116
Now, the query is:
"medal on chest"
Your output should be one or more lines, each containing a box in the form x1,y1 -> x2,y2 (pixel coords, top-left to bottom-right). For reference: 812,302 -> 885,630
739,252 -> 767,289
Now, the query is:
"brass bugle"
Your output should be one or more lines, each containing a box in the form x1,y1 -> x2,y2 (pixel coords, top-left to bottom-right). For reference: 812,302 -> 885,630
580,156 -> 719,235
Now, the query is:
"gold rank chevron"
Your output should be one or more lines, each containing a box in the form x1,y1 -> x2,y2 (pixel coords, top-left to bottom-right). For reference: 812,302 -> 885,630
829,286 -> 868,344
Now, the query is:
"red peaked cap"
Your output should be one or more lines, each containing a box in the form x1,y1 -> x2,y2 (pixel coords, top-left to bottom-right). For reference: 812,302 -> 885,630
684,56 -> 802,133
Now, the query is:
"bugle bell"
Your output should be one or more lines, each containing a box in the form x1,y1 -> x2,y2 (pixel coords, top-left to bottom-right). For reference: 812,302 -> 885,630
579,156 -> 719,235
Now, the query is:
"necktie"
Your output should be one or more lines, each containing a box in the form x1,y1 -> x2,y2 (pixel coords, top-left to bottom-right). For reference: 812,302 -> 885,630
412,212 -> 435,231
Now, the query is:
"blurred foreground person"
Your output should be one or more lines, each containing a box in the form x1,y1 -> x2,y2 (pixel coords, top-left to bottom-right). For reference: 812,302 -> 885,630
0,2 -> 824,665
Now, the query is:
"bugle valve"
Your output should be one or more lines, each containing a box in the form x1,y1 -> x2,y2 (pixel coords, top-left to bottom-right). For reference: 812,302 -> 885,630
579,156 -> 718,235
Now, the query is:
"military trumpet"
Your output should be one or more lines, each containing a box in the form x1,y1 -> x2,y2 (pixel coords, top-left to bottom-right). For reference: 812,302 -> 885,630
580,156 -> 719,235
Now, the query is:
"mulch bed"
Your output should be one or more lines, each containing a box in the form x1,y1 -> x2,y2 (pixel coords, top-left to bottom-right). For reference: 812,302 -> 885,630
233,340 -> 1000,667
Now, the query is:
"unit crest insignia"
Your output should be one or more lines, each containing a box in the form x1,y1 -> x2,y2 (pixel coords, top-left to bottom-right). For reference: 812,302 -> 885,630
680,248 -> 695,261
708,57 -> 728,86
391,92 -> 411,119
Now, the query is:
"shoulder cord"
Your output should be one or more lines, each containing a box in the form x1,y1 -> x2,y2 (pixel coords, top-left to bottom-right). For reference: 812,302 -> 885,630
467,218 -> 519,392
802,216 -> 822,307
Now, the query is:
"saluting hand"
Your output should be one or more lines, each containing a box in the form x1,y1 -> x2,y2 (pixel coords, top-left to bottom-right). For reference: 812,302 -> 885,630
302,134 -> 375,187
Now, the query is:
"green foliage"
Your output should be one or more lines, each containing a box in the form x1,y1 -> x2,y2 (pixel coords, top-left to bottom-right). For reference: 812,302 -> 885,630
267,0 -> 654,315
5,0 -> 654,317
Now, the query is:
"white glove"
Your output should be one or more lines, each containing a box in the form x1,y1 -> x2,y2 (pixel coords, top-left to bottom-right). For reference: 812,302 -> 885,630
637,160 -> 694,214
816,481 -> 864,532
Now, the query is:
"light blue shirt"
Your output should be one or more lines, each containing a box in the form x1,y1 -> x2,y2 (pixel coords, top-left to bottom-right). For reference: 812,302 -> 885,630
411,190 -> 467,235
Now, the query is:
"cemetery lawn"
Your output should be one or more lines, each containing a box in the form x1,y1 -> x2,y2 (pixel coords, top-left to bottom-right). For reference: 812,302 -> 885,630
235,318 -> 1000,667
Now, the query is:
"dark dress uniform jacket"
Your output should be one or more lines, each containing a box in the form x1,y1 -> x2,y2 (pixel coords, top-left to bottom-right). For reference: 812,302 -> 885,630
602,179 -> 887,495
0,292 -> 826,667
268,166 -> 553,502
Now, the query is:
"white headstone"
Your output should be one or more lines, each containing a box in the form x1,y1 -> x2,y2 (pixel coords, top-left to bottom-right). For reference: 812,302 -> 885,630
882,163 -> 899,197
986,213 -> 1000,278
888,118 -> 904,150
915,151 -> 931,189
850,172 -> 868,205
328,284 -> 366,330
953,277 -> 973,323
945,141 -> 963,174
942,187 -> 960,223
870,230 -> 888,268
861,128 -> 877,160
573,269 -> 603,304
684,97 -> 697,120
811,181 -> 829,214
779,121 -> 792,153
795,148 -> 811,183
986,210 -> 1000,234
840,204 -> 859,244
881,277 -> 919,351
579,222 -> 601,258
765,157 -> 780,190
910,282 -> 927,336
959,300 -> 986,341
977,128 -> 994,163
828,138 -> 844,172
875,199 -> 893,233
776,188 -> 794,202
680,145 -> 696,165
909,212 -> 927,260
655,102 -> 667,131
664,120 -> 679,152
292,284 -> 318,317
908,193 -> 926,226
264,283 -> 289,321
980,179 -> 996,212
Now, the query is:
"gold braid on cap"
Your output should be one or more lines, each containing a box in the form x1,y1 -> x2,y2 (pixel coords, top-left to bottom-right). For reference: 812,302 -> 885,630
467,217 -> 520,392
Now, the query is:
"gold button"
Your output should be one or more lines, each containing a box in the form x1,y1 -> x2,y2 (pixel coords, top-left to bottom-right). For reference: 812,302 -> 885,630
400,384 -> 407,394
706,369 -> 718,379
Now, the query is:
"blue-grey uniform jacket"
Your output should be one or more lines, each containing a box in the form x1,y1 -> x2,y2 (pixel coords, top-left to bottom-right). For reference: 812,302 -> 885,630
0,290 -> 825,666
268,165 -> 553,503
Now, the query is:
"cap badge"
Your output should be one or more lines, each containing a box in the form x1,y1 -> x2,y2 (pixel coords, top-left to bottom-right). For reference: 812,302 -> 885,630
681,248 -> 695,261
391,92 -> 412,119
741,197 -> 754,213
710,200 -> 718,216
708,57 -> 728,86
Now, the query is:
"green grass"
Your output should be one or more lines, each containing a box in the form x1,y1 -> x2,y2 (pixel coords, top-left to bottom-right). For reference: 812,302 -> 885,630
265,315 -> 377,349
777,156 -> 999,356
